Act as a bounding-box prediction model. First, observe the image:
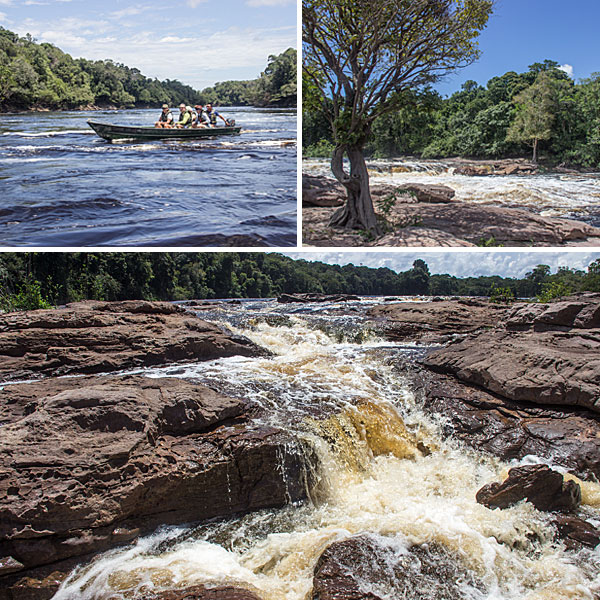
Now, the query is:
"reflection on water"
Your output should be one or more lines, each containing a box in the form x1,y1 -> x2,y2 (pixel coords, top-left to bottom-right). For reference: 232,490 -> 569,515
54,300 -> 600,600
0,108 -> 296,246
303,158 -> 600,226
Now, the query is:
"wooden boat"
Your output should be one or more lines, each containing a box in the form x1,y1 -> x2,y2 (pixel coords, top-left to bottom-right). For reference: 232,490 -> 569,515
87,120 -> 241,142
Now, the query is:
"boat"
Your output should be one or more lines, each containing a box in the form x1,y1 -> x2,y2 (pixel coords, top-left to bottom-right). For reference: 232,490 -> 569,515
87,120 -> 241,142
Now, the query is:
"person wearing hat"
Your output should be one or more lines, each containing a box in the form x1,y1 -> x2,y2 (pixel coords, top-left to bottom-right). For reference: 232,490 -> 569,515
155,104 -> 174,128
175,103 -> 194,128
191,104 -> 209,128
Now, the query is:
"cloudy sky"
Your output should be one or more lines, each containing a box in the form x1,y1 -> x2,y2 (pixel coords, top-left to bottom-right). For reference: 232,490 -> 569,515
286,251 -> 600,279
435,0 -> 600,95
0,0 -> 296,90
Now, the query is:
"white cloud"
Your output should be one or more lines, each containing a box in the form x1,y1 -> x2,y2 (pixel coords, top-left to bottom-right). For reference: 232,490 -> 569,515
0,10 -> 7,19
0,0 -> 13,6
559,64 -> 574,78
110,6 -> 145,18
286,251 -> 600,279
186,0 -> 207,7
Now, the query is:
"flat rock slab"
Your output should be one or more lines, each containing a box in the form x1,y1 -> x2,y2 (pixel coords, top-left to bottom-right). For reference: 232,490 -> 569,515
142,586 -> 263,600
0,375 -> 312,599
423,296 -> 600,412
302,174 -> 600,247
0,300 -> 266,382
368,298 -> 508,344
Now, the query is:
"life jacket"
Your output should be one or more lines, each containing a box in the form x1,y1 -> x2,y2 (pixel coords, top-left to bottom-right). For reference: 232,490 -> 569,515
207,109 -> 217,126
159,110 -> 172,123
178,110 -> 192,126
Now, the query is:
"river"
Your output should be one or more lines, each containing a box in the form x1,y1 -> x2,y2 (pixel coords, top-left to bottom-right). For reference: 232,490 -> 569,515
303,158 -> 600,227
0,108 -> 296,247
52,298 -> 600,600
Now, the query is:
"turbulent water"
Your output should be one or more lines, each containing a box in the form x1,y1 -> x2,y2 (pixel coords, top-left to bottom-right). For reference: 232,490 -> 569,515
303,158 -> 600,227
0,108 -> 296,247
53,299 -> 600,600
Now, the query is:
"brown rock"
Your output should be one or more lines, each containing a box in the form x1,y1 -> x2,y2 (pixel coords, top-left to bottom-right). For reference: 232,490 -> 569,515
368,298 -> 508,344
312,535 -> 482,600
552,515 -> 600,551
423,296 -> 600,413
278,293 -> 360,303
475,465 -> 581,512
0,375 -> 314,598
0,300 -> 266,382
396,183 -> 456,203
141,585 -> 263,599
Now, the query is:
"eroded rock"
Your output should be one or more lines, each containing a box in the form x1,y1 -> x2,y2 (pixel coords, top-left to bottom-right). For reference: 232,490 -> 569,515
0,300 -> 266,382
476,465 -> 581,512
0,375 -> 314,599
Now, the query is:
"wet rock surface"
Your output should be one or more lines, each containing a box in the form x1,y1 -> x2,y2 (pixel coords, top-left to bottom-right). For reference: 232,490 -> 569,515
312,535 -> 482,600
368,297 -> 508,344
476,465 -> 581,512
409,295 -> 600,480
423,295 -> 600,413
552,515 -> 600,551
141,586 -> 263,600
0,300 -> 266,382
278,293 -> 361,303
0,375 -> 313,599
302,174 -> 600,247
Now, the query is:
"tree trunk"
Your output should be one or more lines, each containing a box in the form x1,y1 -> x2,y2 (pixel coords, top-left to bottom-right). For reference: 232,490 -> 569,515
532,138 -> 538,164
329,145 -> 381,235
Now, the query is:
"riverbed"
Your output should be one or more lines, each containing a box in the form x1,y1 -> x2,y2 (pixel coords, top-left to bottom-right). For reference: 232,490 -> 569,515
52,298 -> 600,600
0,108 -> 297,247
303,158 -> 600,227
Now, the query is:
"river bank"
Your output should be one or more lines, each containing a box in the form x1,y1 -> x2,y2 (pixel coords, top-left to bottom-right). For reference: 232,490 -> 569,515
1,296 -> 599,599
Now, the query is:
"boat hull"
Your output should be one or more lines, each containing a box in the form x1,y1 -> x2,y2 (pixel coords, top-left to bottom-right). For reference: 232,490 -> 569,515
87,120 -> 242,142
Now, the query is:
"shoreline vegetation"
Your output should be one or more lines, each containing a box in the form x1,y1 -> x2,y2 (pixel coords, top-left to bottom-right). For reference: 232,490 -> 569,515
1,252 -> 600,312
303,60 -> 600,171
0,27 -> 296,113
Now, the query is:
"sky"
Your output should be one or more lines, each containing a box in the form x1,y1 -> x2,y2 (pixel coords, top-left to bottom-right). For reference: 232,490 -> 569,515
434,0 -> 600,96
286,251 -> 600,279
0,0 -> 296,90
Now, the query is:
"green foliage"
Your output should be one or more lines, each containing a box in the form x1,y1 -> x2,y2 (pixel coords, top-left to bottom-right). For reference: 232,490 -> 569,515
0,276 -> 53,312
477,236 -> 504,247
303,139 -> 335,157
489,283 -> 515,304
0,27 -> 296,110
536,280 -> 574,303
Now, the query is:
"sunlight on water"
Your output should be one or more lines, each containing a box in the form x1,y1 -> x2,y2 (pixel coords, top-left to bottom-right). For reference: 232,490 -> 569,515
54,306 -> 600,600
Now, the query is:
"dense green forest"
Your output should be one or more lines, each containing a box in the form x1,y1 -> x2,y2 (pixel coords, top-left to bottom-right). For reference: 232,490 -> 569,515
1,253 -> 599,311
0,27 -> 296,111
303,60 -> 600,168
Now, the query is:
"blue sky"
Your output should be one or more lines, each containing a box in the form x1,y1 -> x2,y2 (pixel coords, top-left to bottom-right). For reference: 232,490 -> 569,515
0,0 -> 296,90
286,251 -> 600,279
435,0 -> 600,96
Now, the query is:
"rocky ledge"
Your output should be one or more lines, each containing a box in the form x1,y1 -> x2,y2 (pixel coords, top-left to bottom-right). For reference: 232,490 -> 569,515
0,375 -> 314,600
0,300 -> 266,382
408,294 -> 600,481
302,174 -> 600,247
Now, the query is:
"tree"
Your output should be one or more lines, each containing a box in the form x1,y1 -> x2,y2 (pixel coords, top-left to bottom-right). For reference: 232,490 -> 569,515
506,72 -> 559,163
302,0 -> 493,234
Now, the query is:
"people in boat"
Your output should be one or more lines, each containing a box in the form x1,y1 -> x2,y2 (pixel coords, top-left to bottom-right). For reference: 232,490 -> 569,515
191,104 -> 209,128
204,104 -> 230,127
176,104 -> 194,128
155,104 -> 174,128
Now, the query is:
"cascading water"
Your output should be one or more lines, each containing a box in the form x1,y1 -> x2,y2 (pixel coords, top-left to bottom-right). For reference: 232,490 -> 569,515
303,158 -> 600,224
53,299 -> 600,600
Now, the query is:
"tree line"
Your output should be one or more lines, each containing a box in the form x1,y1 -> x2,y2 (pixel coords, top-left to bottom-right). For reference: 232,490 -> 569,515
1,253 -> 599,312
304,60 -> 600,169
0,27 -> 296,111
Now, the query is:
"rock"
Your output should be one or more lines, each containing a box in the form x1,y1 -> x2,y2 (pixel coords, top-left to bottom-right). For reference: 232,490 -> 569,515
302,174 -> 600,247
0,375 -> 315,598
277,293 -> 360,303
0,556 -> 24,575
476,465 -> 581,512
368,298 -> 508,344
140,586 -> 263,599
0,300 -> 266,382
552,515 -> 600,551
423,296 -> 600,413
312,535 -> 482,600
413,367 -> 600,480
395,183 -> 456,203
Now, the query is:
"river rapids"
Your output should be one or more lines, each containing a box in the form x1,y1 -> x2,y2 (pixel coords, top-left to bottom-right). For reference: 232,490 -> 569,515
53,299 -> 600,600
